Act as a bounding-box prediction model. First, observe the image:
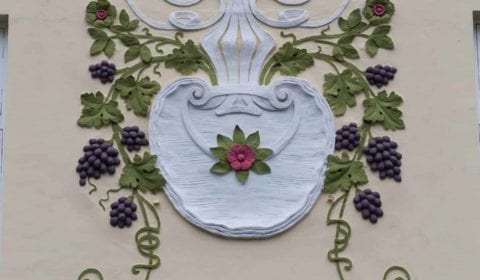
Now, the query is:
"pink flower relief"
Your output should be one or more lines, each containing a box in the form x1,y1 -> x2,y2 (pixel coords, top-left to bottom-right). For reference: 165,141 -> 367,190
96,9 -> 108,20
373,4 -> 386,16
227,144 -> 256,171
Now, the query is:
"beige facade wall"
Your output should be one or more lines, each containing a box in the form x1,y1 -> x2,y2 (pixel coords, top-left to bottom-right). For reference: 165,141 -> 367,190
0,0 -> 480,279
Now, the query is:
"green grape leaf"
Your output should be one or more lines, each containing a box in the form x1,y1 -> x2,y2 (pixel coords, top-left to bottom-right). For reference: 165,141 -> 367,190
210,161 -> 232,174
272,42 -> 314,76
120,152 -> 166,194
110,25 -> 127,33
333,44 -> 360,61
372,25 -> 391,36
340,44 -> 360,59
373,35 -> 394,49
366,39 -> 379,57
104,39 -> 115,58
338,35 -> 355,44
324,153 -> 368,193
88,28 -> 108,40
115,76 -> 161,117
347,9 -> 362,28
78,92 -> 124,128
90,39 -> 109,56
119,34 -> 140,47
128,20 -> 139,31
140,45 -> 152,63
124,45 -> 140,63
338,9 -> 362,31
251,161 -> 271,175
165,40 -> 204,75
119,9 -> 130,27
332,46 -> 344,61
323,70 -> 364,116
366,28 -> 394,57
363,91 -> 405,130
338,17 -> 350,32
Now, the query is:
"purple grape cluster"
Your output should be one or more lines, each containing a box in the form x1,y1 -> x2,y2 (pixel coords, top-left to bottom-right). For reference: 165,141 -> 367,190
76,138 -> 121,186
365,65 -> 397,88
121,126 -> 149,152
363,136 -> 402,182
353,189 -> 383,224
109,197 -> 138,228
89,60 -> 116,84
335,123 -> 361,151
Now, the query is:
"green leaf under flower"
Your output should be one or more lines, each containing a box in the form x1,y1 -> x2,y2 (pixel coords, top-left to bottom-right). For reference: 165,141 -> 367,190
235,171 -> 249,184
210,125 -> 273,184
210,161 -> 232,174
119,152 -> 166,194
251,161 -> 271,175
210,147 -> 227,160
255,148 -> 273,161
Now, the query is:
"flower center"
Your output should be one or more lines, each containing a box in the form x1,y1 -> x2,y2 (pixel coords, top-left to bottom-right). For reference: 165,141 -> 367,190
373,4 -> 386,16
96,9 -> 108,20
237,154 -> 246,161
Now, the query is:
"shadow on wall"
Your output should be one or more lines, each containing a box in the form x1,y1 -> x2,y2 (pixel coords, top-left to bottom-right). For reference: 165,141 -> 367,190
473,11 -> 480,141
0,15 -> 6,28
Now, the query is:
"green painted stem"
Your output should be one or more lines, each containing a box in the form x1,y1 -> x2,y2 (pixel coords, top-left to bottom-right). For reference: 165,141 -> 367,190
78,268 -> 104,280
383,266 -> 411,280
311,52 -> 374,98
264,66 -> 278,85
292,25 -> 371,45
108,27 -> 181,46
259,57 -> 276,85
353,123 -> 371,161
327,191 -> 353,280
112,124 -> 132,165
133,192 -> 161,280
313,39 -> 337,46
199,63 -> 218,86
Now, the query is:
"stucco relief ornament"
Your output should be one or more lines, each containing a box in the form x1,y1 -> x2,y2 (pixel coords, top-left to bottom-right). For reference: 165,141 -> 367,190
77,0 -> 412,279
146,0 -> 340,238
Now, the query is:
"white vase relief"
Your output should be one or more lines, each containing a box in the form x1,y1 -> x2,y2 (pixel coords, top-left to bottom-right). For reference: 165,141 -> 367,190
140,0 -> 349,238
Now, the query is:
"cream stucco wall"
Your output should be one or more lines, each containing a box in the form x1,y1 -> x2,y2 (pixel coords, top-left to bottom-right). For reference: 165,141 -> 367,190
0,0 -> 480,279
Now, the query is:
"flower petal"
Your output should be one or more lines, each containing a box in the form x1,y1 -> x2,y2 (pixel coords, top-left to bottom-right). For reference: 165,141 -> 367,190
230,161 -> 242,171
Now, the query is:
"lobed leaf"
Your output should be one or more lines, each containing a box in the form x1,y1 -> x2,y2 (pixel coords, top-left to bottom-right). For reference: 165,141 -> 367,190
324,153 -> 368,193
363,91 -> 405,130
78,92 -> 124,128
119,152 -> 166,194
